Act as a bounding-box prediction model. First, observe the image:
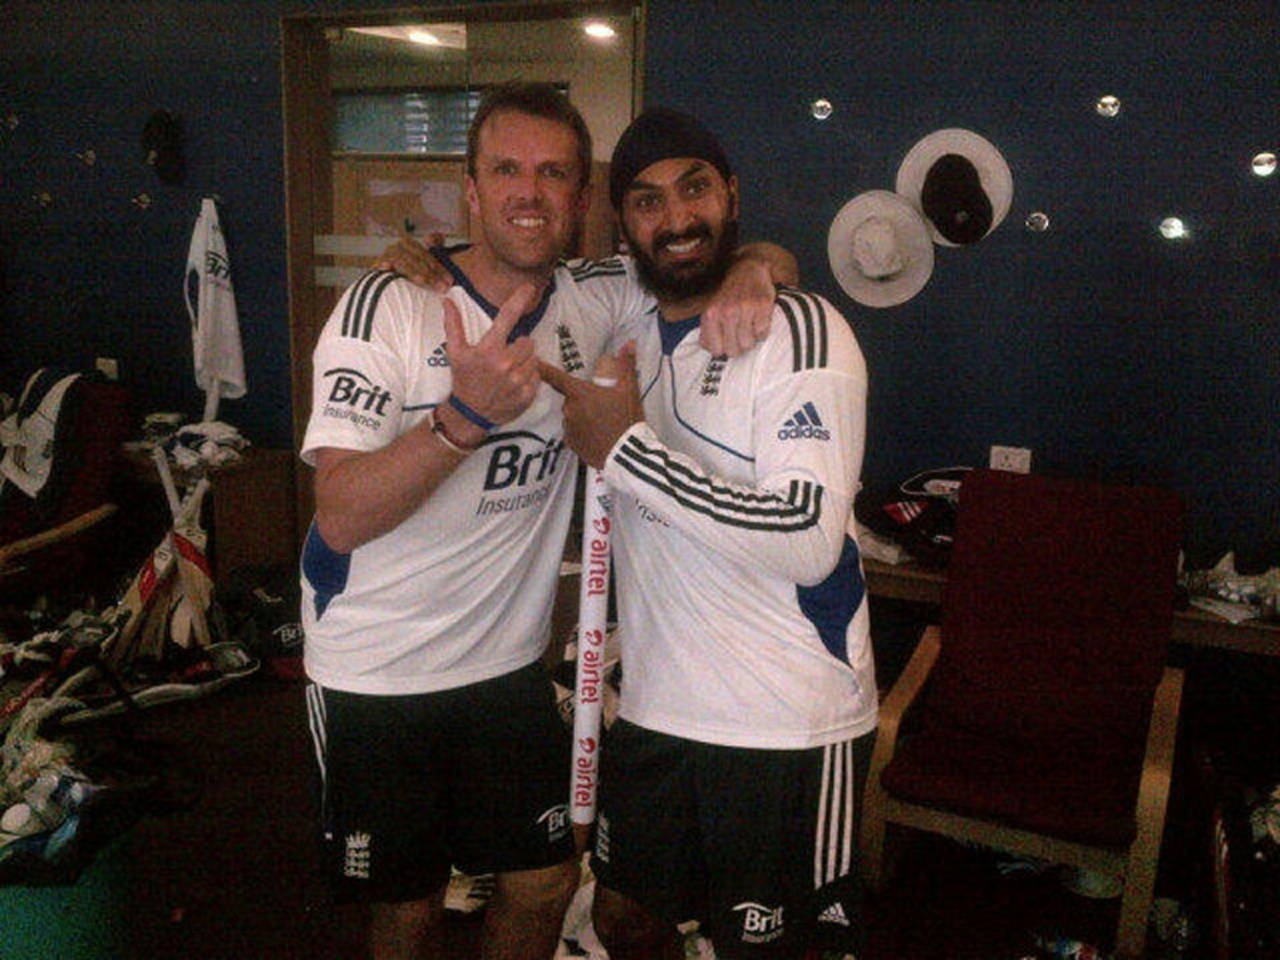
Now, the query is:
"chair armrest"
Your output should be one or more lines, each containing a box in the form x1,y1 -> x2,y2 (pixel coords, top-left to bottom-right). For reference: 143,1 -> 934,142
869,624 -> 941,780
1116,664 -> 1184,959
880,624 -> 941,735
1135,665 -> 1183,818
859,624 -> 943,884
0,502 -> 118,570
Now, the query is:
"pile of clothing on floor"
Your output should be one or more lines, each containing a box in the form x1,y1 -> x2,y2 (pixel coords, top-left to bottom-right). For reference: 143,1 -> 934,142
0,607 -> 259,884
0,684 -> 197,886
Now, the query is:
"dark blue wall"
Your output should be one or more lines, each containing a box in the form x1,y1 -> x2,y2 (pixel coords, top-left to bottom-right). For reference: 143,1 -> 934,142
1,1 -> 299,445
644,0 -> 1279,566
1,1 -> 1276,565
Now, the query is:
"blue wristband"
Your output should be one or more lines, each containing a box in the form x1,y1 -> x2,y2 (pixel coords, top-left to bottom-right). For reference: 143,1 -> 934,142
448,394 -> 496,432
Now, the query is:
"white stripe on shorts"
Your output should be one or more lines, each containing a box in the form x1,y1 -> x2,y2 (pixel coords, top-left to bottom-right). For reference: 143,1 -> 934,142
814,740 -> 855,888
305,683 -> 328,784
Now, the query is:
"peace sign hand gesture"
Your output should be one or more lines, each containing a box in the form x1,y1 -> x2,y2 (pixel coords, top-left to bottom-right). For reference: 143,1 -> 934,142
440,283 -> 542,440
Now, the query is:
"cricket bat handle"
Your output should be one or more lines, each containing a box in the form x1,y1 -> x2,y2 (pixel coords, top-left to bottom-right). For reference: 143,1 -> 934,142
569,366 -> 620,830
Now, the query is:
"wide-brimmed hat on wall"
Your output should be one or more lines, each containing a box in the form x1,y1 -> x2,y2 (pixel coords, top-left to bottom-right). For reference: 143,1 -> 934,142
827,189 -> 935,308
896,128 -> 1012,246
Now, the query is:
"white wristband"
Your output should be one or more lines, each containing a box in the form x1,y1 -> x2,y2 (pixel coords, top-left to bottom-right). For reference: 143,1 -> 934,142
428,407 -> 477,456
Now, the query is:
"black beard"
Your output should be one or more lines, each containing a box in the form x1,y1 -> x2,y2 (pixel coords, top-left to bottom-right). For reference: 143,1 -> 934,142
626,219 -> 740,303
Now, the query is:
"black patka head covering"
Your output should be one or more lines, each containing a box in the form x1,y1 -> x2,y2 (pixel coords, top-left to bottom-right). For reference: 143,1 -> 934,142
609,108 -> 732,209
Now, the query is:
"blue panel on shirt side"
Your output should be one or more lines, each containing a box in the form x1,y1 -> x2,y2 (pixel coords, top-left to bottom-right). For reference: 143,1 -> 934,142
796,535 -> 865,665
302,520 -> 351,620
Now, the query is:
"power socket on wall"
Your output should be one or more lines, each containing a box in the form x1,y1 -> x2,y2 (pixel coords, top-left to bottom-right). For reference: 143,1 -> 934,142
990,445 -> 1032,473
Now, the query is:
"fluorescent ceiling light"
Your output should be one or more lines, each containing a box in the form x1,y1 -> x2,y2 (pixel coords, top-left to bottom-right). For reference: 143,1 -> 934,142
348,24 -> 467,50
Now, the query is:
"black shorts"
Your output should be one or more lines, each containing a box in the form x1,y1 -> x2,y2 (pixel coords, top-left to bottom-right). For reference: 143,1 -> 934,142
590,720 -> 875,958
307,660 -> 575,903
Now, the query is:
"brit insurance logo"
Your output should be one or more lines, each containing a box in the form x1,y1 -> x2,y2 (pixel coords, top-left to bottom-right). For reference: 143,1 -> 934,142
474,430 -> 567,517
321,367 -> 393,432
777,401 -> 831,441
536,803 -> 571,844
732,901 -> 785,944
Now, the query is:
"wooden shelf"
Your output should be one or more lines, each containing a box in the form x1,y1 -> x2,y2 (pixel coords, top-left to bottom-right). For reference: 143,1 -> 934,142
863,558 -> 1280,658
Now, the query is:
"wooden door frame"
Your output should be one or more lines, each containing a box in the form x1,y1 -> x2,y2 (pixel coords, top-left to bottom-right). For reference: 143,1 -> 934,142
281,1 -> 642,540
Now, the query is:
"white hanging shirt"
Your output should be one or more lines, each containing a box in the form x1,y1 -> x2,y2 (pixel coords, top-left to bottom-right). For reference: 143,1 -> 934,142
184,197 -> 246,402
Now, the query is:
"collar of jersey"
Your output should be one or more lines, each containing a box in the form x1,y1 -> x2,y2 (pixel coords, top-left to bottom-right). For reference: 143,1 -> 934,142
431,244 -> 557,342
658,312 -> 701,356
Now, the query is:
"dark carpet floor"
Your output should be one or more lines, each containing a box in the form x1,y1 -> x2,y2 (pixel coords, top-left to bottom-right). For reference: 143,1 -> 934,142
0,668 -> 1226,959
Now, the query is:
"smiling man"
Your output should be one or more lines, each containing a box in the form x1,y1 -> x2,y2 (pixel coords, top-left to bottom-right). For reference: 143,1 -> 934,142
542,109 -> 876,960
299,85 -> 793,960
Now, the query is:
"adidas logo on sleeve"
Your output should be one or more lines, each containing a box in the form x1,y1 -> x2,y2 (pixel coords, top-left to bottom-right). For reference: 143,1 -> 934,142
777,402 -> 831,441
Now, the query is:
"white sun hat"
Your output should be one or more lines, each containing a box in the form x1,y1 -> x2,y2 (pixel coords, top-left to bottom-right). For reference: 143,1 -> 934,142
896,128 -> 1013,247
827,189 -> 935,308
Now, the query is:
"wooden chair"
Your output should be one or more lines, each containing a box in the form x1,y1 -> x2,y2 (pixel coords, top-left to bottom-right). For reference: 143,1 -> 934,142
859,468 -> 1185,960
0,377 -> 131,603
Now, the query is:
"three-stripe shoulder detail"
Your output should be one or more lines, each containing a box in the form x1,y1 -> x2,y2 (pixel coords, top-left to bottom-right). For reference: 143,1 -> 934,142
567,256 -> 628,284
340,270 -> 399,342
613,432 -> 823,533
777,290 -> 830,372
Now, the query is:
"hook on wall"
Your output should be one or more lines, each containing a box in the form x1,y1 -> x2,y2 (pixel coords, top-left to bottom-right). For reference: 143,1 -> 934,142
142,109 -> 185,185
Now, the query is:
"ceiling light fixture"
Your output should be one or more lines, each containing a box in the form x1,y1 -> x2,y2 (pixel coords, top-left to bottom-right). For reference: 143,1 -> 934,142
584,21 -> 616,40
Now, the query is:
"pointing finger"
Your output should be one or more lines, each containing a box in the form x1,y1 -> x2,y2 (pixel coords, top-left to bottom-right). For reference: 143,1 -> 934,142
618,340 -> 637,373
537,360 -> 580,397
486,283 -> 537,345
592,353 -> 623,386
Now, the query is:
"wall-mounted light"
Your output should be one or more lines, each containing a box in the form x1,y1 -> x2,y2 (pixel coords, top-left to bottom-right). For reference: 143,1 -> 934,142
584,21 -> 616,40
1158,217 -> 1188,240
1252,152 -> 1277,177
408,30 -> 441,46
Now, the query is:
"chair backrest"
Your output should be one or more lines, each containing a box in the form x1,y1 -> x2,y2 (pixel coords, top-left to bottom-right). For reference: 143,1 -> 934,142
1,376 -> 131,537
923,469 -> 1184,756
0,376 -> 131,599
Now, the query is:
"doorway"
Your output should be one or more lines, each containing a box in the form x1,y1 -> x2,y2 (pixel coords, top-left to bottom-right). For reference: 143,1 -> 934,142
281,2 -> 643,532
